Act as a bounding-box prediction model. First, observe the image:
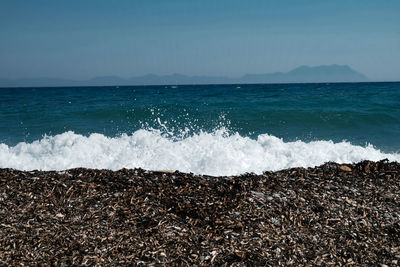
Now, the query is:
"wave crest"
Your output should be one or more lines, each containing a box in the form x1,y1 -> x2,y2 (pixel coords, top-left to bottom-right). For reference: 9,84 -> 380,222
1,130 -> 399,176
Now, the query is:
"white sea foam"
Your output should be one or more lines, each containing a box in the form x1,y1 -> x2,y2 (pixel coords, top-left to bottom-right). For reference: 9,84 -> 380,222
0,130 -> 399,176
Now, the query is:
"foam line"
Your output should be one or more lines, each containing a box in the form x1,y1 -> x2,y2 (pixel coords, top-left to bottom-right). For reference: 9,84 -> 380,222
1,130 -> 399,176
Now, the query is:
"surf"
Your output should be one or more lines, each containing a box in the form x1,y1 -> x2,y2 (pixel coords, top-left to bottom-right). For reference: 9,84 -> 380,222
1,129 -> 399,176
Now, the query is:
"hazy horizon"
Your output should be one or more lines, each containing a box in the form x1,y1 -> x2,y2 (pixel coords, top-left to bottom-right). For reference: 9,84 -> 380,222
0,64 -> 375,87
1,1 -> 399,81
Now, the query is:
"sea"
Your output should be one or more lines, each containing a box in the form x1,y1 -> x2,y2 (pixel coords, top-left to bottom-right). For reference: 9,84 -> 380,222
0,82 -> 399,176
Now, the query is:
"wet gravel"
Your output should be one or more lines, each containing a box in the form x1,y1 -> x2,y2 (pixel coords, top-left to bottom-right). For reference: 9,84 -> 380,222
0,160 -> 399,266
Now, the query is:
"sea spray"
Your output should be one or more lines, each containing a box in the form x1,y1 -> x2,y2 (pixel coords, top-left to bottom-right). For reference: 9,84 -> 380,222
1,129 -> 399,176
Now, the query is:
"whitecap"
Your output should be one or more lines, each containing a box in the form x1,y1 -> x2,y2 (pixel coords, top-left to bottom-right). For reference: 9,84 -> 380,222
0,130 -> 399,176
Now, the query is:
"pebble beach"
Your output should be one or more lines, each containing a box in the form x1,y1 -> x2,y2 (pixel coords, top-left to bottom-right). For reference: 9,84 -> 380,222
0,160 -> 399,265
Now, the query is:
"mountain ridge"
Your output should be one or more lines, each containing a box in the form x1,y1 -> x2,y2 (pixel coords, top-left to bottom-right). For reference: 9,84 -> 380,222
0,65 -> 368,87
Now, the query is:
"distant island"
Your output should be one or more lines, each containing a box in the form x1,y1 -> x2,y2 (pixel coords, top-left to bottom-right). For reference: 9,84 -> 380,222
0,64 -> 368,87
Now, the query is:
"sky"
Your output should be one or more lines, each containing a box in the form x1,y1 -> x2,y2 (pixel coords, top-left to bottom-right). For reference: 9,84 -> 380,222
0,0 -> 399,81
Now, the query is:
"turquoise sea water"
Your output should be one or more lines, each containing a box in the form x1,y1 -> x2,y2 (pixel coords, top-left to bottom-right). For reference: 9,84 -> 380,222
0,82 -> 399,175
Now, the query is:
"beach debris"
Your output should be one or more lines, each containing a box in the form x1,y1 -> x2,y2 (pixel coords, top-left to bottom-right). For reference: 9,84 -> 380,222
0,159 -> 399,265
339,165 -> 352,172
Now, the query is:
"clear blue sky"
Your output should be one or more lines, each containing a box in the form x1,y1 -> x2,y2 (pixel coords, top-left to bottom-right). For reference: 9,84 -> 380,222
0,0 -> 399,81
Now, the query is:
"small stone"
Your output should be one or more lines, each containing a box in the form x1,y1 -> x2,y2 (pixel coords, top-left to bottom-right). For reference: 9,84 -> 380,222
271,217 -> 280,226
339,165 -> 352,172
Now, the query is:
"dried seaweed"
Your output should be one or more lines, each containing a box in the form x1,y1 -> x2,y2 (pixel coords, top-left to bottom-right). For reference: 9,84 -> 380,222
0,160 -> 399,266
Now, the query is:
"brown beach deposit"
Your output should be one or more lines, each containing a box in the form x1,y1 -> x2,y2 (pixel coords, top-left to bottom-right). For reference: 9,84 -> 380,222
0,160 -> 399,266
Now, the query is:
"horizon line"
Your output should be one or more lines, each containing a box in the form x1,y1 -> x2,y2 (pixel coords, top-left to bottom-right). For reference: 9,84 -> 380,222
1,80 -> 399,89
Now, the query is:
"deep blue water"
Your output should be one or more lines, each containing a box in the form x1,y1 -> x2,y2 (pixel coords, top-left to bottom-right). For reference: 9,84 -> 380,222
1,82 -> 399,152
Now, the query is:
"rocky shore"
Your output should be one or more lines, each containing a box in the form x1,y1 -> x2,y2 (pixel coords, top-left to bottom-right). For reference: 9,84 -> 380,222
0,160 -> 399,266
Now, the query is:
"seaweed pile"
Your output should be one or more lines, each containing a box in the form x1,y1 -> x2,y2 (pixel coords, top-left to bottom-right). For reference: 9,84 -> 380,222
0,160 -> 399,265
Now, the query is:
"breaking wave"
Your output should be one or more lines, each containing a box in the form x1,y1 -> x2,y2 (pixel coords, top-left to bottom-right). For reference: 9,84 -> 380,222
0,130 -> 399,176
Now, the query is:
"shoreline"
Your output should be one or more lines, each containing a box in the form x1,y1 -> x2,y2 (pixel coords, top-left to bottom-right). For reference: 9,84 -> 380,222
1,160 -> 399,265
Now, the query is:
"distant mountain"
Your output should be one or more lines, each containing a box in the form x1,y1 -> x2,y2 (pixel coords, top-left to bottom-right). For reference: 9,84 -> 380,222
0,65 -> 368,87
241,65 -> 368,83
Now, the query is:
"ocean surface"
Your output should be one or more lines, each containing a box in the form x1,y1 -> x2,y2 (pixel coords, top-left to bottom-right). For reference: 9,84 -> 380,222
0,82 -> 399,176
